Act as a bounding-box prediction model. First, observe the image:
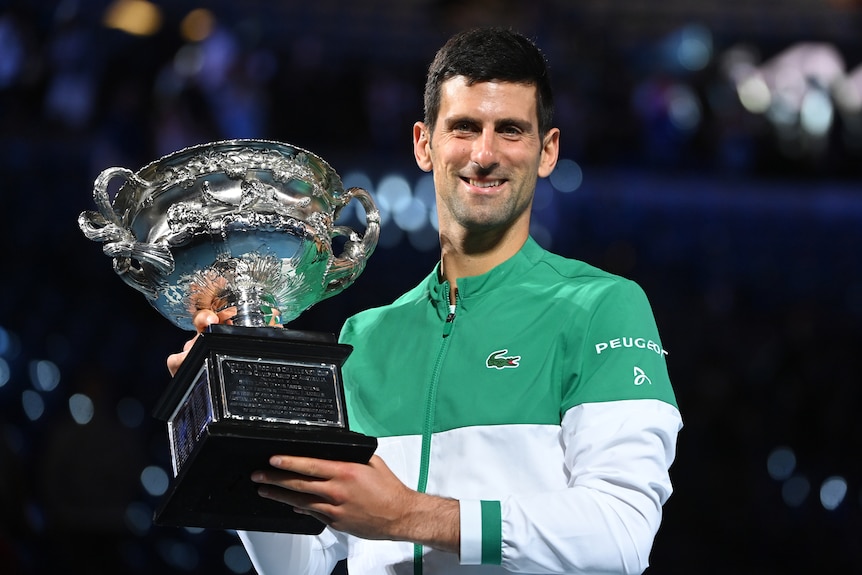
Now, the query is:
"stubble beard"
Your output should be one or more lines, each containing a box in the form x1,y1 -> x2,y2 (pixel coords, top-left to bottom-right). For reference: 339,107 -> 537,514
447,188 -> 533,240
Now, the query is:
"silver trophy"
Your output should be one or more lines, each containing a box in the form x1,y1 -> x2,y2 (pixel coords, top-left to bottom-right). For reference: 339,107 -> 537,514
79,139 -> 380,534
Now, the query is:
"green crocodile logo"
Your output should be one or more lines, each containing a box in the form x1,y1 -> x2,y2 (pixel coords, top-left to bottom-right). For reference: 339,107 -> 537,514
486,349 -> 521,370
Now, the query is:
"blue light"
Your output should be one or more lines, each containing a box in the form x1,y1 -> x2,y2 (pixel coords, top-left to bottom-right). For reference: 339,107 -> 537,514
414,172 -> 436,208
0,326 -> 21,360
0,326 -> 10,356
158,539 -> 200,571
782,475 -> 810,507
677,25 -> 713,72
124,501 -> 153,535
224,544 -> 253,573
767,446 -> 796,481
820,476 -> 847,511
29,359 -> 61,392
377,173 -> 412,224
69,393 -> 95,425
393,197 -> 427,232
549,159 -> 583,193
22,389 -> 45,421
0,358 -> 9,388
141,465 -> 170,497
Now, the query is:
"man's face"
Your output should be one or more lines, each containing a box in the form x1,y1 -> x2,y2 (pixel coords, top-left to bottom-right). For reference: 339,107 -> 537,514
413,76 -> 559,236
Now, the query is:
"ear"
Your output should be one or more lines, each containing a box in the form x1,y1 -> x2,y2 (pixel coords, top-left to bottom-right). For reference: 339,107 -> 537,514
537,127 -> 561,178
413,122 -> 433,172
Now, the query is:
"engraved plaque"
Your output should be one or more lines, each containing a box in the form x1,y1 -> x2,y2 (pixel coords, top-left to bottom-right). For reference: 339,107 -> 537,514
219,357 -> 343,426
167,366 -> 214,476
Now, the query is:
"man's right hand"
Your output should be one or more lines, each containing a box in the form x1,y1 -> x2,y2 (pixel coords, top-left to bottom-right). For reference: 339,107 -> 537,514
166,309 -> 222,376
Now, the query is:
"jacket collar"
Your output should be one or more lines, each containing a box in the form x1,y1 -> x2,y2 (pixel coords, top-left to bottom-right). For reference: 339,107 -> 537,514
427,236 -> 543,306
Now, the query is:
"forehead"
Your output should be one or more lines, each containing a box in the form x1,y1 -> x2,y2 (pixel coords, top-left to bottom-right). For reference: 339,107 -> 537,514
437,76 -> 539,124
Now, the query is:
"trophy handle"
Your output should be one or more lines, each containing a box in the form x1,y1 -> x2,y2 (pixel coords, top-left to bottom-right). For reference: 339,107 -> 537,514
78,166 -> 175,299
324,186 -> 380,297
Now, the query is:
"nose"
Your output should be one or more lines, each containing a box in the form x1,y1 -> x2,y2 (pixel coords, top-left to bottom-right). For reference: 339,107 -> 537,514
471,128 -> 499,171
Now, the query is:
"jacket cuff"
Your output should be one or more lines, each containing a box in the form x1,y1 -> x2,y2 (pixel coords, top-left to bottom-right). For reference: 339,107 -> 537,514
459,500 -> 502,565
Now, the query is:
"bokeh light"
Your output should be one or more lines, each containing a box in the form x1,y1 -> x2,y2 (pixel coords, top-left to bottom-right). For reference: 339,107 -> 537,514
1,2 -> 861,574
767,446 -> 796,481
0,357 -> 9,388
68,393 -> 95,425
224,544 -> 254,574
125,501 -> 154,535
820,476 -> 848,511
180,9 -> 216,43
141,465 -> 171,497
103,0 -> 162,36
21,389 -> 45,421
549,159 -> 583,193
782,475 -> 811,508
29,359 -> 60,392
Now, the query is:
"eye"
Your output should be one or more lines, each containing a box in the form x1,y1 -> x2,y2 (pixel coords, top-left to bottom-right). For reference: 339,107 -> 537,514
500,124 -> 523,137
453,121 -> 476,133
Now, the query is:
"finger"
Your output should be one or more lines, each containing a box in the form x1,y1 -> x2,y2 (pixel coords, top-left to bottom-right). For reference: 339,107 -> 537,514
166,350 -> 188,377
268,455 -> 341,479
256,484 -> 335,523
166,332 -> 202,376
256,483 -> 306,506
251,468 -> 339,509
167,311 -> 221,377
182,335 -> 198,352
193,309 -> 221,331
216,307 -> 236,324
252,468 -> 328,492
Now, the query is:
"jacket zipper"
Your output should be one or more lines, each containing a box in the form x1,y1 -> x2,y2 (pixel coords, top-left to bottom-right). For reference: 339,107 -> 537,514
414,287 -> 458,574
443,299 -> 457,337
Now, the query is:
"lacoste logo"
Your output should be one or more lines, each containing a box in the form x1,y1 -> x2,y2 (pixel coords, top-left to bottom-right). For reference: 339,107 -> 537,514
486,349 -> 521,369
633,366 -> 652,386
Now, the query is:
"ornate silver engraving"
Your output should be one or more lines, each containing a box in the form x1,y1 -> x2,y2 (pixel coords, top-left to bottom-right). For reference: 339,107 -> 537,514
79,139 -> 379,331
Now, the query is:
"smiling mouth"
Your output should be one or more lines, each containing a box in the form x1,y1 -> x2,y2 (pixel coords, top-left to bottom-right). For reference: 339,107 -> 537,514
463,178 -> 505,188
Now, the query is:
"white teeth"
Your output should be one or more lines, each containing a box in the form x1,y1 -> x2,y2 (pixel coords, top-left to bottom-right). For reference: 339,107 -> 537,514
470,179 -> 502,188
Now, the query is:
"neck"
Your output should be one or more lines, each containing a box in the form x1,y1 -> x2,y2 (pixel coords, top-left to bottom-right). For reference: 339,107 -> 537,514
439,225 -> 528,288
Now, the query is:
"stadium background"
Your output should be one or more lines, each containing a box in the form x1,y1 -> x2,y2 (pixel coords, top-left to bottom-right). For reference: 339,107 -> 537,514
1,1 -> 861,573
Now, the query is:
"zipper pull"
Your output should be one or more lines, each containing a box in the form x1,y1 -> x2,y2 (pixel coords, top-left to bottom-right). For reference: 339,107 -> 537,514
443,289 -> 457,338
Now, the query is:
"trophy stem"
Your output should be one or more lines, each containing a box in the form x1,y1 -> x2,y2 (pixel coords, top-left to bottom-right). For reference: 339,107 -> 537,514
229,286 -> 277,327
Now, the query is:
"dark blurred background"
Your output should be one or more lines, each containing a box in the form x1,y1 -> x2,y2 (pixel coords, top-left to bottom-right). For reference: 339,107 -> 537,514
1,0 -> 861,573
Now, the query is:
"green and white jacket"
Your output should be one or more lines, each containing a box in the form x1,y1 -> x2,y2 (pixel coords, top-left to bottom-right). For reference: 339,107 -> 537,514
239,237 -> 683,575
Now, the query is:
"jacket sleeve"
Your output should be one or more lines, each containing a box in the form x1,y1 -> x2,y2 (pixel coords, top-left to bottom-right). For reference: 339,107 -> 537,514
459,399 -> 682,574
238,527 -> 346,575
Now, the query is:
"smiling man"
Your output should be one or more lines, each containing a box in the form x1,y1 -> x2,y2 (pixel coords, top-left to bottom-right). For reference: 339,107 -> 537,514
169,26 -> 682,575
414,75 -> 559,293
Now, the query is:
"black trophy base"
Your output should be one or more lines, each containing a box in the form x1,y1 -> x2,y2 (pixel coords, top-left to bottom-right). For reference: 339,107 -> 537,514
153,422 -> 377,534
152,324 -> 378,534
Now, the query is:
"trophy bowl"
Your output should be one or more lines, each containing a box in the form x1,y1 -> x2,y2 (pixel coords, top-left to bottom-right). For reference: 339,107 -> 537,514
79,139 -> 380,534
79,138 -> 380,330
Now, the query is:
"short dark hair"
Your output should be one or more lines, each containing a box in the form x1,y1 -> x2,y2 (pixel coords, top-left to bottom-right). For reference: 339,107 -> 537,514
423,27 -> 555,138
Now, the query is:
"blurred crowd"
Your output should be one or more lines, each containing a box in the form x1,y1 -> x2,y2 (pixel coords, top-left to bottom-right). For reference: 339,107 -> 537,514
1,1 -> 861,573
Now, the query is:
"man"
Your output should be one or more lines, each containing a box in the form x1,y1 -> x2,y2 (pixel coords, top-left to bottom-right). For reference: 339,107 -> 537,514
168,27 -> 682,575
